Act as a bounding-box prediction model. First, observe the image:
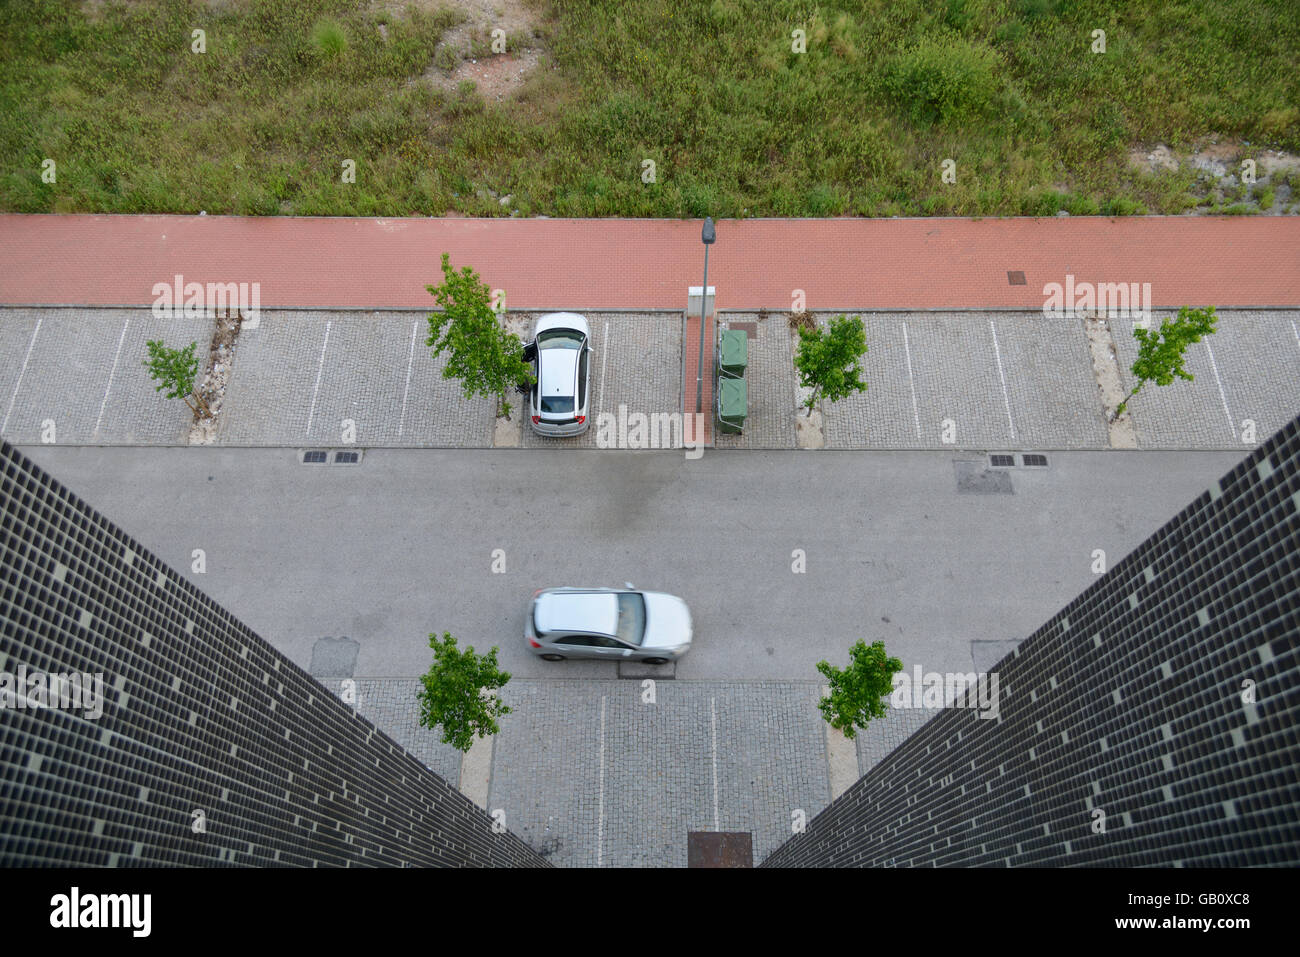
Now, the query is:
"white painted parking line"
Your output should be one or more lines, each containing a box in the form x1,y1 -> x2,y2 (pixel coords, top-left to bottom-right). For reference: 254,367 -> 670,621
398,320 -> 416,438
598,320 -> 609,415
988,319 -> 1017,442
2,317 -> 42,435
597,694 -> 607,867
901,323 -> 921,439
93,317 -> 131,438
710,696 -> 720,831
305,321 -> 332,438
1203,341 -> 1235,439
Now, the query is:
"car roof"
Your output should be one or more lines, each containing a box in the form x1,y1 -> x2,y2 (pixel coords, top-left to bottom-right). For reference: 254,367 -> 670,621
538,348 -> 578,397
535,591 -> 617,636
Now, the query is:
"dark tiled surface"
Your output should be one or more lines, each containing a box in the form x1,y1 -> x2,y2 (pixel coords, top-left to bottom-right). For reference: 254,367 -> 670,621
0,441 -> 545,867
766,417 -> 1300,867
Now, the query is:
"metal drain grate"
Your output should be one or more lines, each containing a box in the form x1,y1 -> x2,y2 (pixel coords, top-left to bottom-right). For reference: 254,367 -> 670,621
1022,454 -> 1049,467
990,454 -> 1015,468
301,449 -> 364,465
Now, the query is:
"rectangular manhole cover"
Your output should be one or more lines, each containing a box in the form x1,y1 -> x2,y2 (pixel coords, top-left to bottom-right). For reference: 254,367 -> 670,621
1007,270 -> 1027,286
728,321 -> 758,339
687,831 -> 753,867
309,635 -> 360,678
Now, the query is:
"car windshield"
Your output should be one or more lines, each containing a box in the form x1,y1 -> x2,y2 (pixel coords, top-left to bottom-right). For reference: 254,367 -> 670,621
538,330 -> 583,350
614,592 -> 646,645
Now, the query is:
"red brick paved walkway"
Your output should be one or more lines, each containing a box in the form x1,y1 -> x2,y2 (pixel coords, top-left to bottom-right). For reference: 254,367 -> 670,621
1,214 -> 1297,310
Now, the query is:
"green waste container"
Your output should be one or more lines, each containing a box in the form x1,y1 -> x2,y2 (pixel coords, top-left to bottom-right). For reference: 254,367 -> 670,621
717,377 -> 747,434
718,329 -> 748,377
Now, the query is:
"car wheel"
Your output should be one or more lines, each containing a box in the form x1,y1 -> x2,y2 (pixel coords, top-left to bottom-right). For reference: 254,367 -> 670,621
540,653 -> 565,661
642,657 -> 668,665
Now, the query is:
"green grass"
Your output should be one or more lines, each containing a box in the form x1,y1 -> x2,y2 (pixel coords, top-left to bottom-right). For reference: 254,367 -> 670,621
1,0 -> 1297,217
311,18 -> 349,60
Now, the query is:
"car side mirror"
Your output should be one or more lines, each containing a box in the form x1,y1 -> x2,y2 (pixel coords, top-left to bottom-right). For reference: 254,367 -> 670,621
624,582 -> 635,589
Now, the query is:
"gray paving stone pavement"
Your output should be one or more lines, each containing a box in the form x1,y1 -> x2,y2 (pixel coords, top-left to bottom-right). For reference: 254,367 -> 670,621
3,307 -> 1295,451
1112,310 -> 1300,449
518,312 -> 682,450
713,312 -> 798,450
826,312 -> 1109,449
345,677 -> 831,868
0,307 -> 203,444
217,311 -> 495,447
341,674 -> 966,866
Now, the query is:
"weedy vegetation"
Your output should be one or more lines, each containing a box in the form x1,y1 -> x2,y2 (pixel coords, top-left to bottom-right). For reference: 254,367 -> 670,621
2,0 -> 1296,217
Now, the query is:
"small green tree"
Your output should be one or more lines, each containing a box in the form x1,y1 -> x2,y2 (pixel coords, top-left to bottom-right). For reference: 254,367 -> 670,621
794,314 -> 868,416
417,632 -> 512,752
816,640 -> 903,739
426,253 -> 534,419
143,339 -> 209,416
1114,305 -> 1218,418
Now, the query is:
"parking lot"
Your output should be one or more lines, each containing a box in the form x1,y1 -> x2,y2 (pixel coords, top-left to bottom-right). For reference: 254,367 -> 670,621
0,307 -> 204,444
517,313 -> 683,450
825,312 -> 1110,449
2,307 -> 1297,451
1112,311 -> 1300,448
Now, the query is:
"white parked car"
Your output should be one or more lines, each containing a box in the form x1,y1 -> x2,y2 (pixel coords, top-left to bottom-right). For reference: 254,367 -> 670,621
527,312 -> 592,436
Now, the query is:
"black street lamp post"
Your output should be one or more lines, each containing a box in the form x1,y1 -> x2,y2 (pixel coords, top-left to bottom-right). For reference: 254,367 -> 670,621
695,217 -> 716,417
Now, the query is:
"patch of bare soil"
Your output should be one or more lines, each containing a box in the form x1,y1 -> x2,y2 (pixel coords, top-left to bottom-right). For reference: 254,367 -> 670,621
492,311 -> 531,446
1082,315 -> 1138,449
188,309 -> 246,445
415,0 -> 545,101
787,309 -> 816,332
787,310 -> 824,448
1129,139 -> 1300,214
445,48 -> 544,102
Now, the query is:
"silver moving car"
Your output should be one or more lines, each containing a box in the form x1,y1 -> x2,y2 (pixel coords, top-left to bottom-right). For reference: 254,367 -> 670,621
528,312 -> 592,436
526,585 -> 693,664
